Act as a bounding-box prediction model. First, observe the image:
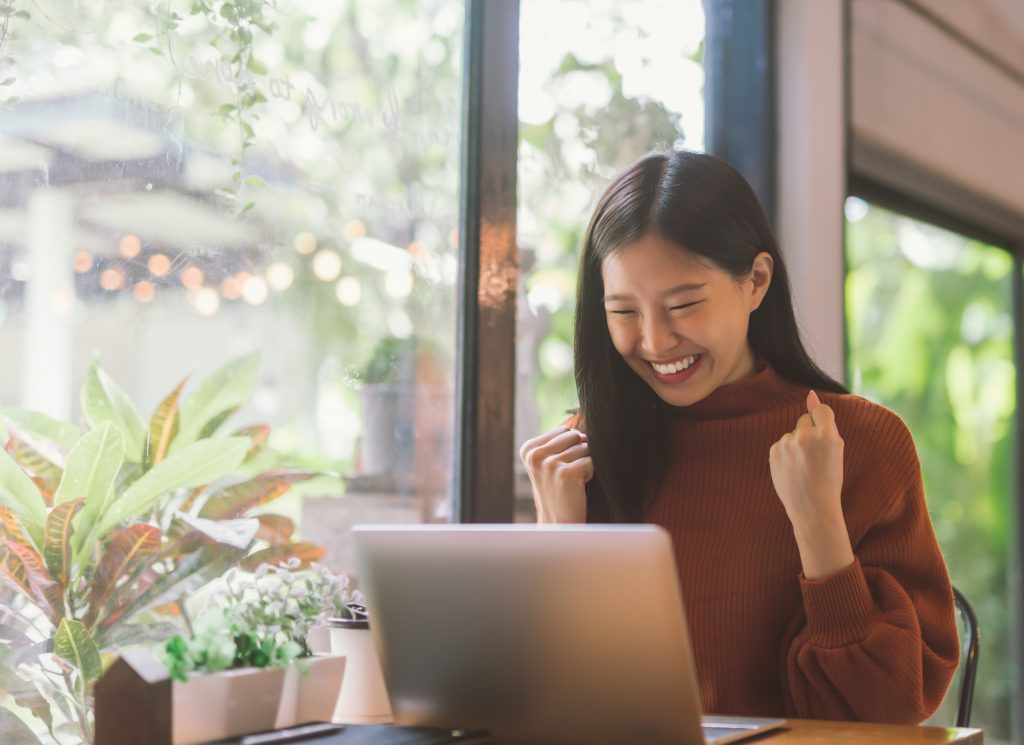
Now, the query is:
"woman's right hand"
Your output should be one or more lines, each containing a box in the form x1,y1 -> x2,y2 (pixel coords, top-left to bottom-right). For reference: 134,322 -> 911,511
519,426 -> 593,524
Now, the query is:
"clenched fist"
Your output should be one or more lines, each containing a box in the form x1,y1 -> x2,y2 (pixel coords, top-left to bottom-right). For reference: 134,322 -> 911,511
519,426 -> 593,524
769,390 -> 854,579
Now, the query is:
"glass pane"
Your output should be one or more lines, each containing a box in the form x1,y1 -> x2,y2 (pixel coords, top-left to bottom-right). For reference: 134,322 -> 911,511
514,0 -> 705,520
845,198 -> 1015,741
0,1 -> 461,739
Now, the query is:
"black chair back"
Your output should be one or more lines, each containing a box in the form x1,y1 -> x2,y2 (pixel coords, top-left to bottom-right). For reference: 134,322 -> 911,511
952,586 -> 979,728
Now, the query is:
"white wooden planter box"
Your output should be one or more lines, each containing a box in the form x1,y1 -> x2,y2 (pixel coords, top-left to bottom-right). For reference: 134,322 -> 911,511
171,654 -> 346,745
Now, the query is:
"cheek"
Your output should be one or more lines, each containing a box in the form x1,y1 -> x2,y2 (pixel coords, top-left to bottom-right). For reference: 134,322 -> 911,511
605,320 -> 635,357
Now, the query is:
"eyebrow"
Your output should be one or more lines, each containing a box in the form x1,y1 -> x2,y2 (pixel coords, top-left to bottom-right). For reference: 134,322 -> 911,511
602,282 -> 707,303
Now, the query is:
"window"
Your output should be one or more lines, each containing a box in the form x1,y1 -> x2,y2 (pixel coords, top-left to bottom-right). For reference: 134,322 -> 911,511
845,198 -> 1016,741
1,1 -> 463,738
514,0 -> 706,519
0,0 -> 463,571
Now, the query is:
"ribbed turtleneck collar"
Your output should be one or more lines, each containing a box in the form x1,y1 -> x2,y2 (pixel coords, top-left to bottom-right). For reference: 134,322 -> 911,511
670,362 -> 808,421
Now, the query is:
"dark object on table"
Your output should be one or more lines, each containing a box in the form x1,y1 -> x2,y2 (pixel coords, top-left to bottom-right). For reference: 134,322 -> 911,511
210,724 -> 488,745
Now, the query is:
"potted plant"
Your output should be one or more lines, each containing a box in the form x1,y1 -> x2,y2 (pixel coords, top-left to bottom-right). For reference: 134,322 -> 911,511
355,337 -> 417,491
155,560 -> 352,745
324,602 -> 393,724
0,352 -> 324,744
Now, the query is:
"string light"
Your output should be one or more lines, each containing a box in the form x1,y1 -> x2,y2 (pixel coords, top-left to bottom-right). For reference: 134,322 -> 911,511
266,262 -> 294,291
342,219 -> 366,242
119,235 -> 142,258
335,276 -> 361,305
73,250 -> 93,273
293,231 -> 317,255
180,266 -> 205,289
221,276 -> 241,300
133,281 -> 156,302
99,267 -> 125,291
190,287 -> 220,316
148,253 -> 171,277
242,276 -> 269,305
312,249 -> 342,281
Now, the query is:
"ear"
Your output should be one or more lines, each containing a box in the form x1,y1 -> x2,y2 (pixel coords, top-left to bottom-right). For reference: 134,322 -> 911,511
748,252 -> 773,311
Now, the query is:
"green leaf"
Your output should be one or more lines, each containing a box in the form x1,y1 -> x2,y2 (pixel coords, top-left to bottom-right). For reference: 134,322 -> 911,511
246,57 -> 268,75
243,175 -> 265,188
97,525 -> 254,640
85,524 -> 161,626
100,620 -> 181,651
174,353 -> 260,450
0,707 -> 44,744
239,541 -> 326,572
4,434 -> 63,482
0,77 -> 15,86
254,514 -> 294,545
80,355 -> 148,462
198,406 -> 239,440
0,541 -> 63,622
233,424 -> 271,462
44,499 -> 84,588
94,438 -> 249,537
0,508 -> 34,550
199,471 -> 314,520
132,33 -> 153,42
175,514 -> 258,549
0,447 -> 47,534
0,408 -> 82,449
145,377 -> 187,471
0,657 -> 54,736
54,619 -> 103,681
55,423 -> 124,509
13,8 -> 28,19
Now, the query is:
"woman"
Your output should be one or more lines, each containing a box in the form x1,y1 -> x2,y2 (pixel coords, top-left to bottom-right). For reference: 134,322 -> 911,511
519,150 -> 959,724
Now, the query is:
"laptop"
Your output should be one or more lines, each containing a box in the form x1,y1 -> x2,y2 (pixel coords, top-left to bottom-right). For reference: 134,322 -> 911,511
351,525 -> 785,745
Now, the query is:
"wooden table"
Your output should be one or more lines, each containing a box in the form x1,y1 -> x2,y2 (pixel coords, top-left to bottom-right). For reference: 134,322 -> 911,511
758,719 -> 982,744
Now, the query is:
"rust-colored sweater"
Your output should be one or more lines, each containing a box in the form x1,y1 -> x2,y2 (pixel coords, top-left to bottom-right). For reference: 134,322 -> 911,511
610,365 -> 958,723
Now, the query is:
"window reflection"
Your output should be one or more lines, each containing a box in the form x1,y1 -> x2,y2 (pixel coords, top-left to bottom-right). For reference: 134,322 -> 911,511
515,0 -> 705,519
0,0 -> 464,575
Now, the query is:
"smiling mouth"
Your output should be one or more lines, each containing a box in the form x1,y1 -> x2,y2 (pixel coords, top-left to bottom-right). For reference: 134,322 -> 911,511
646,353 -> 703,383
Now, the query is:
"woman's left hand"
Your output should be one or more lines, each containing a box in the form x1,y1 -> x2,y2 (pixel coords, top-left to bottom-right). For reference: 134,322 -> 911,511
769,390 -> 854,579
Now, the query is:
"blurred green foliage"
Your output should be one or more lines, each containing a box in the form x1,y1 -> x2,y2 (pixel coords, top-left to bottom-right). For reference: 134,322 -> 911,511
518,2 -> 703,431
845,199 -> 1014,740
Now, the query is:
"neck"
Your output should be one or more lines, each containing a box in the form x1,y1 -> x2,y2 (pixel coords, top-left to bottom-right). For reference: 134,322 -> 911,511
721,343 -> 758,386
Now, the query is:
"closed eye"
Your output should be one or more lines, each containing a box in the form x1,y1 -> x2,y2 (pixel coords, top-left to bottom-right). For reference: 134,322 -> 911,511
670,300 -> 703,311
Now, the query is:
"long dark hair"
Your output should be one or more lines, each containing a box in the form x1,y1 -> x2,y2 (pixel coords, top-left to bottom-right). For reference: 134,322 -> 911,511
575,150 -> 846,523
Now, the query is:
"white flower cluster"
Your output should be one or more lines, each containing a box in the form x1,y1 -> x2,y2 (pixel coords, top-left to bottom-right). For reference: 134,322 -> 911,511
212,560 -> 363,653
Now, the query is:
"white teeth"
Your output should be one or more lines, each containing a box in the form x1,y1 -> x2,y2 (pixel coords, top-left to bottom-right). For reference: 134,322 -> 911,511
651,355 -> 698,375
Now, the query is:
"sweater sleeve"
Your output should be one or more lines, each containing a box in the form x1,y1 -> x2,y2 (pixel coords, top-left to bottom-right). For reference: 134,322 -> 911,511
779,418 -> 960,724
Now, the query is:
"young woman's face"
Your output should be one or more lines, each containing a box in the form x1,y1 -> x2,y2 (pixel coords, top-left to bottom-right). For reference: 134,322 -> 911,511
601,233 -> 772,407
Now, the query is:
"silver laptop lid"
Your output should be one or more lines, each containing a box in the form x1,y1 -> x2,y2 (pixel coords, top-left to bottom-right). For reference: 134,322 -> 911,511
352,524 -> 706,745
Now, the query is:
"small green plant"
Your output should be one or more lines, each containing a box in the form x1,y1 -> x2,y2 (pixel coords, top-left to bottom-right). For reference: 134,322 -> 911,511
139,0 -> 276,213
160,559 -> 358,681
361,337 -> 416,386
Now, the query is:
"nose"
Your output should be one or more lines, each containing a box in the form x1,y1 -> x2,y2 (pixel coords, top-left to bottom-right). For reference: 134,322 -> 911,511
639,313 -> 678,358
